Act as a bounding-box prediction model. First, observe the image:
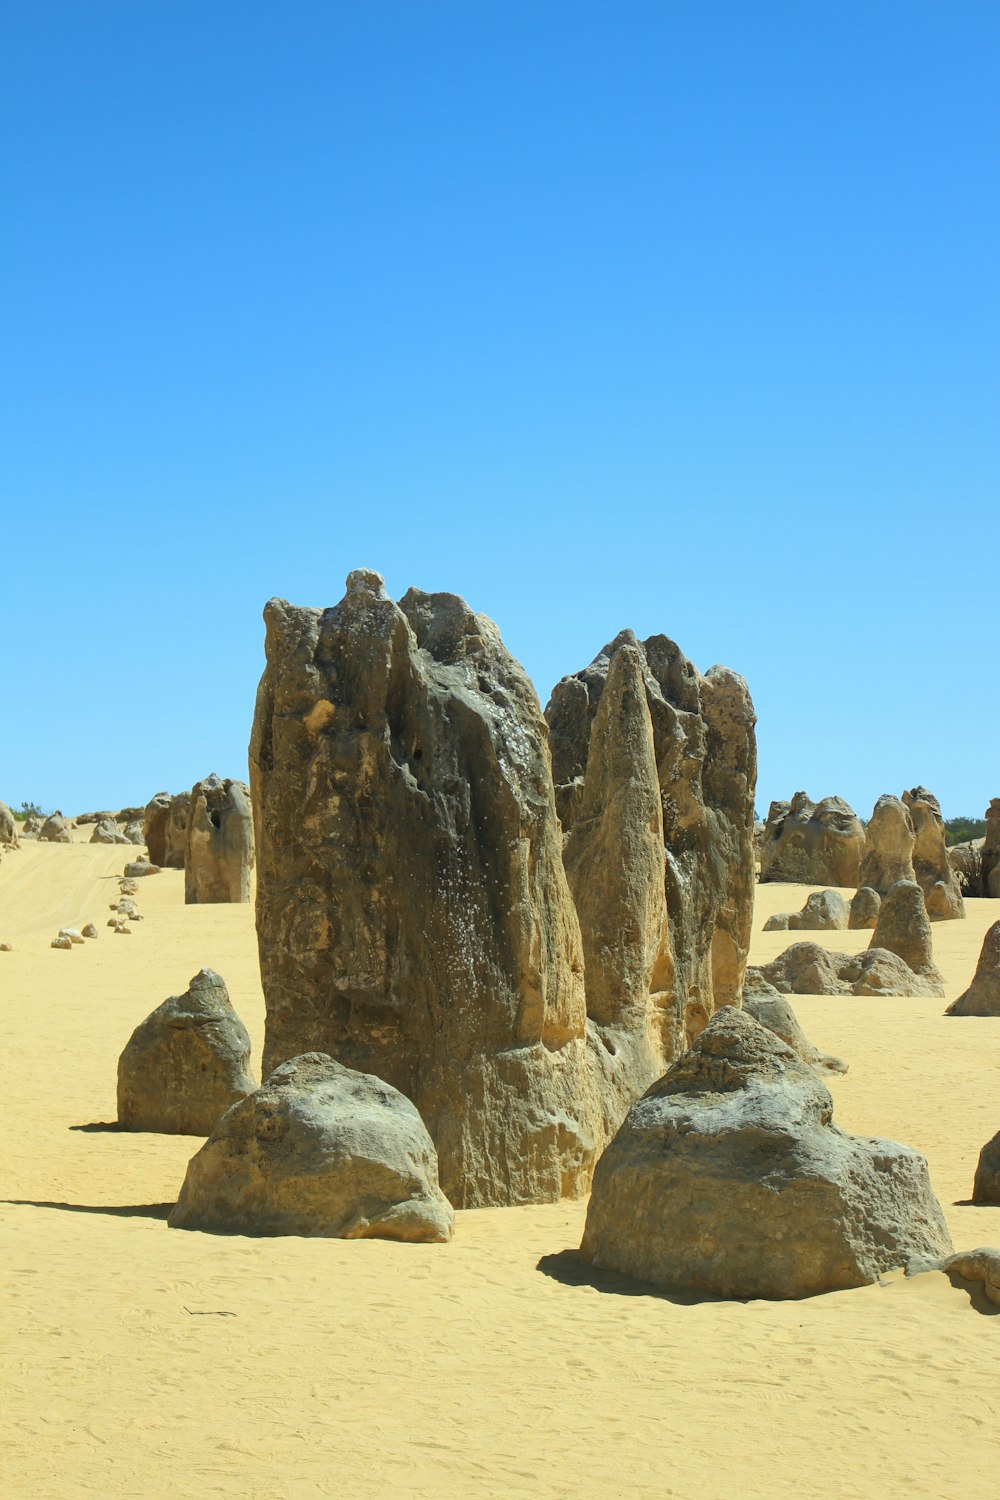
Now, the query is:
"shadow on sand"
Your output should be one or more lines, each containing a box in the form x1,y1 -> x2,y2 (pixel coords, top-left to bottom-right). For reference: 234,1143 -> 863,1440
4,1199 -> 174,1221
70,1121 -> 122,1132
536,1248 -> 724,1305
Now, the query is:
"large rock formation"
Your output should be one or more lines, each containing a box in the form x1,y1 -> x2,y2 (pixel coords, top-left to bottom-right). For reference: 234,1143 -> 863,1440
90,816 -> 129,845
579,1009 -> 952,1299
902,787 -> 964,921
756,886 -> 945,999
164,792 -> 190,868
945,920 -> 1000,1016
250,572 -> 757,1209
741,971 -> 847,1074
848,886 -> 881,929
143,793 -> 172,865
184,776 -> 254,904
763,889 -> 849,933
117,968 -> 255,1134
983,799 -> 1000,899
973,1129 -> 1000,1204
857,795 -> 916,895
168,1052 -> 454,1242
38,813 -> 72,843
758,793 -> 864,887
545,628 -> 757,1051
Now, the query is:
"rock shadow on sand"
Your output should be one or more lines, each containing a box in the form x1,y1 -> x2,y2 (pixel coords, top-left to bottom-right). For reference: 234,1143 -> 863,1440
5,1198 -> 174,1221
537,1249 -> 723,1305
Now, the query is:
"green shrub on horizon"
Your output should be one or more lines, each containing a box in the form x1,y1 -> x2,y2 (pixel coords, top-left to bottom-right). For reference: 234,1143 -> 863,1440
944,815 -> 987,847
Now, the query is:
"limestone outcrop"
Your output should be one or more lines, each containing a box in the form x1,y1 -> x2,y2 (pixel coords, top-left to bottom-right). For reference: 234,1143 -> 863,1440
848,887 -> 881,929
168,1052 -> 454,1242
250,572 -> 757,1209
949,839 -> 984,897
857,796 -> 916,895
90,816 -> 129,845
117,968 -> 255,1134
902,787 -> 964,921
983,799 -> 1000,899
757,883 -> 946,999
143,794 -> 171,863
741,970 -> 848,1074
546,628 -> 757,1052
762,889 -> 849,933
973,1129 -> 1000,1204
0,801 -> 18,848
939,1249 -> 1000,1306
758,793 -> 864,887
946,921 -> 1000,1016
38,813 -> 72,843
579,1009 -> 952,1299
185,776 -> 254,904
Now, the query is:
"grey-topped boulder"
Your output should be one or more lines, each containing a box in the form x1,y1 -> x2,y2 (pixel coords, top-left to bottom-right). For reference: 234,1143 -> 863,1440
579,1008 -> 952,1299
90,816 -> 129,845
741,971 -> 847,1074
39,813 -> 72,843
972,1129 -> 1000,1204
902,786 -> 965,921
185,775 -> 254,903
117,968 -> 256,1134
758,793 -> 864,887
848,886 -> 881,930
123,857 -> 160,877
168,1052 -> 454,1242
763,889 -> 849,934
946,921 -> 1000,1017
857,795 -> 916,896
756,934 -> 945,1000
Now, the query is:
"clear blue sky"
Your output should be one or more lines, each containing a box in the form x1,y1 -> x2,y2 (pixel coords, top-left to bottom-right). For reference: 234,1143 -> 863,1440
2,2 -> 997,820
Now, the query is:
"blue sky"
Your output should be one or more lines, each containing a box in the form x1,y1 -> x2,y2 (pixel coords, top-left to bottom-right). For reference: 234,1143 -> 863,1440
2,2 -> 997,820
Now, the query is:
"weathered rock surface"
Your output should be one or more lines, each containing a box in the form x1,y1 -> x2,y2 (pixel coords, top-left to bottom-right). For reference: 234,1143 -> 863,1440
143,793 -> 172,865
741,970 -> 848,1074
168,1052 -> 454,1241
763,889 -> 849,933
82,922 -> 98,939
848,886 -> 881,929
972,1129 -> 1000,1204
869,880 -> 943,985
0,801 -> 19,848
757,924 -> 945,999
164,792 -> 191,868
251,573 -> 756,1209
857,795 -> 916,895
946,921 -> 1000,1017
579,1008 -> 952,1298
185,776 -> 254,904
984,799 -> 1000,899
51,934 -> 73,949
948,838 -> 984,897
546,627 -> 757,1052
124,857 -> 160,877
939,1248 -> 1000,1306
758,793 -> 864,887
39,813 -> 72,843
90,816 -> 129,845
902,786 -> 964,921
117,968 -> 255,1134
123,820 -> 144,845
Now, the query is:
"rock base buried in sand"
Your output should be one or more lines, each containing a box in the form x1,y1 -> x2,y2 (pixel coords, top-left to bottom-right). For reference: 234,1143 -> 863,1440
117,969 -> 256,1134
169,1052 -> 454,1242
762,889 -> 849,933
579,1009 -> 952,1299
945,921 -> 1000,1016
741,971 -> 848,1074
972,1129 -> 1000,1204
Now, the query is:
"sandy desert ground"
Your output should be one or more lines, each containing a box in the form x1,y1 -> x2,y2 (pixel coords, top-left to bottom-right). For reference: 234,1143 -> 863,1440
1,831 -> 997,1499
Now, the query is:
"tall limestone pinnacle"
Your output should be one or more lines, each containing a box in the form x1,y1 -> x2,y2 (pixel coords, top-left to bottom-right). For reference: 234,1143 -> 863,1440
250,571 -> 757,1208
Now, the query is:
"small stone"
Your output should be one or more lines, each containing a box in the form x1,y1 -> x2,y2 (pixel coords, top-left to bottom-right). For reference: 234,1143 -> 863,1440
58,928 -> 84,945
0,942 -> 12,952
51,935 -> 73,949
82,923 -> 98,939
124,858 -> 160,877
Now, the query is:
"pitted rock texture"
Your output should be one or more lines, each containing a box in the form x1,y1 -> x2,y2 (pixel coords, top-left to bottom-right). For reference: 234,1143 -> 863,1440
946,921 -> 1000,1016
972,1129 -> 1000,1204
546,627 -> 757,1054
849,886 -> 882,930
902,787 -> 965,921
756,940 -> 945,999
857,795 -> 916,896
168,1052 -> 454,1242
252,572 -> 600,1208
117,968 -> 255,1134
741,970 -> 847,1074
758,793 -> 864,887
579,1009 -> 952,1299
185,776 -> 254,904
762,889 -> 849,933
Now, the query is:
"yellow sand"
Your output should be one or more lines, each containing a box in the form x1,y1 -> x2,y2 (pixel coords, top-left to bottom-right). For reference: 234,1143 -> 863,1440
1,840 -> 997,1499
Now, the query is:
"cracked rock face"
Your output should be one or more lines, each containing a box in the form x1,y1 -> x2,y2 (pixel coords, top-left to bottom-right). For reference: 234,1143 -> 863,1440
579,1008 -> 952,1299
250,574 -> 758,1209
545,628 -> 757,1058
902,786 -> 965,921
168,1052 -> 454,1242
117,968 -> 256,1134
185,776 -> 254,904
758,793 -> 864,887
